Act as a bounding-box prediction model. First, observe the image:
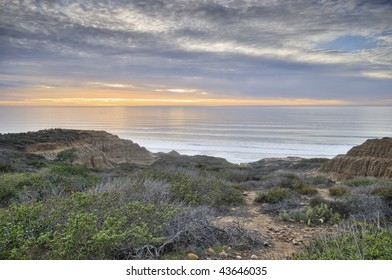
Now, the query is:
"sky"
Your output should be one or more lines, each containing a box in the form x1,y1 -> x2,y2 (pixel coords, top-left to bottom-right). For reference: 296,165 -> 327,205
0,0 -> 392,106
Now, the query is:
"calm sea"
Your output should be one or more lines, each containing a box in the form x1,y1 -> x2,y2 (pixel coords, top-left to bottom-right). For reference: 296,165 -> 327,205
0,106 -> 391,163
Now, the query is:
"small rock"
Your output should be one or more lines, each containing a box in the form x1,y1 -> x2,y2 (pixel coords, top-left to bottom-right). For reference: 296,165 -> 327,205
263,241 -> 270,247
285,237 -> 294,242
186,253 -> 199,260
219,251 -> 228,258
236,255 -> 242,260
227,246 -> 232,251
206,248 -> 215,255
250,255 -> 258,260
292,239 -> 302,246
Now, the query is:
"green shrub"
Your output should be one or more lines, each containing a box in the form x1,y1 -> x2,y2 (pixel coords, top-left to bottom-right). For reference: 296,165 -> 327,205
329,187 -> 348,197
219,183 -> 244,205
50,200 -> 176,259
309,196 -> 328,207
266,174 -> 318,195
276,173 -> 299,188
371,187 -> 392,205
0,164 -> 97,205
256,188 -> 291,204
133,169 -> 243,207
344,177 -> 392,187
293,223 -> 392,259
0,162 -> 14,173
45,164 -> 97,193
310,193 -> 391,220
0,202 -> 49,259
0,192 -> 178,260
309,196 -> 351,218
291,178 -> 318,195
170,176 -> 243,206
218,169 -> 251,183
280,203 -> 340,226
0,172 -> 52,206
25,154 -> 47,168
55,148 -> 77,164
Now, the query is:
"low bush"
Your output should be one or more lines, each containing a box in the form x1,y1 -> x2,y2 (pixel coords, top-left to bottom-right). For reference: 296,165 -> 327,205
55,148 -> 78,164
292,222 -> 392,259
255,188 -> 291,204
218,169 -> 252,183
126,169 -> 244,207
0,172 -> 52,206
344,177 -> 392,187
329,187 -> 348,197
0,190 -> 260,260
170,176 -> 243,206
0,164 -> 98,206
261,173 -> 318,195
45,164 -> 97,193
371,187 -> 392,206
0,192 -> 178,260
309,196 -> 351,218
342,194 -> 391,221
291,178 -> 318,195
0,162 -> 14,173
277,173 -> 299,188
280,203 -> 340,226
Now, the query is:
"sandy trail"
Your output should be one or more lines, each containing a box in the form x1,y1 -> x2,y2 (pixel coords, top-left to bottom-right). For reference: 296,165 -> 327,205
214,190 -> 331,259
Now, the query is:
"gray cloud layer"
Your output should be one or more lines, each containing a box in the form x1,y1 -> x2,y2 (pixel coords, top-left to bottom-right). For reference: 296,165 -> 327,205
1,0 -> 392,102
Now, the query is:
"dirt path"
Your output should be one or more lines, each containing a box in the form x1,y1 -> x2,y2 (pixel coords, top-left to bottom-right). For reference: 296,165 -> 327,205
214,190 -> 331,259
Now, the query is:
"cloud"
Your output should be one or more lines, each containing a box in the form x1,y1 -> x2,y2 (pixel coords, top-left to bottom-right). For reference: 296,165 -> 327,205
0,0 -> 391,103
87,82 -> 135,89
155,88 -> 198,93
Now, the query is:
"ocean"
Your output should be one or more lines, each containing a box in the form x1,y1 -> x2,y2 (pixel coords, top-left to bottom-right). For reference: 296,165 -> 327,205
0,106 -> 391,163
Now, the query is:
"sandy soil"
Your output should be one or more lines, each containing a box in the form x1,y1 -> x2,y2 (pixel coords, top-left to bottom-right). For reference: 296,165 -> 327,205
213,190 -> 333,259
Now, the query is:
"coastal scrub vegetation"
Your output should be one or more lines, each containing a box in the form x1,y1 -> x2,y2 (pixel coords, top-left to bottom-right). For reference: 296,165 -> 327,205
250,171 -> 392,259
292,221 -> 392,260
1,135 -> 392,259
0,161 -> 256,259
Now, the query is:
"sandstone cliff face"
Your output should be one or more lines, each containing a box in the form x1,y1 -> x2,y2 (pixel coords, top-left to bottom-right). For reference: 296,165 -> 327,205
320,138 -> 392,179
25,130 -> 156,168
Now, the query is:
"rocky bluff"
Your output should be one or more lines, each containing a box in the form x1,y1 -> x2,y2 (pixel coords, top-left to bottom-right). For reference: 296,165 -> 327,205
320,138 -> 392,179
24,129 -> 156,168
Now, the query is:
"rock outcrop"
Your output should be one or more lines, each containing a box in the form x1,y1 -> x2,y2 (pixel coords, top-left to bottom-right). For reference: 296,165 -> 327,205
24,129 -> 156,168
320,138 -> 392,179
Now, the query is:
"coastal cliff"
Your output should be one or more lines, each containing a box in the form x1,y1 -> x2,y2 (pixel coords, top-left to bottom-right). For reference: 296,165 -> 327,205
1,129 -> 156,168
320,138 -> 392,179
2,129 -> 392,178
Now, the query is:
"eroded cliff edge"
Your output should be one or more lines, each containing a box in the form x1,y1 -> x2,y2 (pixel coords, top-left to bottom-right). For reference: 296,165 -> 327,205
1,129 -> 156,168
320,138 -> 392,179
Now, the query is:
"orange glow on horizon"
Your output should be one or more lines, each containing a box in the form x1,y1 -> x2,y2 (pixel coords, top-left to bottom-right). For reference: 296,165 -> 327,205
0,97 -> 350,107
0,86 -> 353,106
